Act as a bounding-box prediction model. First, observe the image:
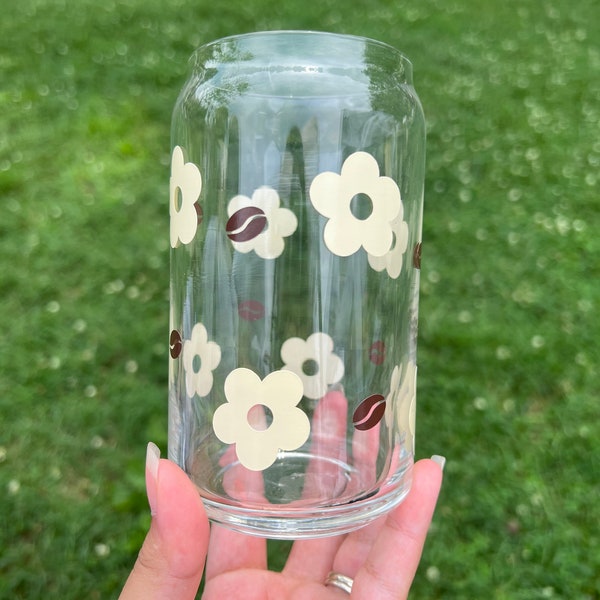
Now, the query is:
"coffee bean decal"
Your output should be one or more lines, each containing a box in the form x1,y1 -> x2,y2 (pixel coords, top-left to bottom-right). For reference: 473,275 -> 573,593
369,340 -> 386,365
169,329 -> 183,359
194,202 -> 203,225
413,242 -> 422,269
352,394 -> 386,431
238,300 -> 265,321
226,206 -> 268,242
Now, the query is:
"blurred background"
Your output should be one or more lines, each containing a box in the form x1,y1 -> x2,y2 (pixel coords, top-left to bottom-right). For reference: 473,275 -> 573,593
1,0 -> 598,597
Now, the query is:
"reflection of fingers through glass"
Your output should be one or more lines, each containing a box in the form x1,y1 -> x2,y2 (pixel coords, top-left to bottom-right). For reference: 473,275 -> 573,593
220,445 -> 268,505
302,391 -> 349,502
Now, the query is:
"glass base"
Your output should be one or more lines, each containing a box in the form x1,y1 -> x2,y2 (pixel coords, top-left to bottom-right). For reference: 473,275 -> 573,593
196,456 -> 413,539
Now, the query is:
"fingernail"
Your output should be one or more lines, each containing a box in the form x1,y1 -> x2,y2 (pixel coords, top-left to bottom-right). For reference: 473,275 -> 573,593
430,454 -> 446,472
146,442 -> 160,516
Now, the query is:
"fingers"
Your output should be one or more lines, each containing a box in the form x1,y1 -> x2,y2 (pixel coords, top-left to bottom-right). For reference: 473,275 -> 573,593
329,512 -> 388,582
282,391 -> 348,581
205,445 -> 268,578
352,457 -> 444,600
329,458 -> 443,591
119,443 -> 210,600
206,392 -> 348,580
205,526 -> 267,579
344,420 -> 381,498
283,536 -> 343,583
327,437 -> 404,579
302,390 -> 349,500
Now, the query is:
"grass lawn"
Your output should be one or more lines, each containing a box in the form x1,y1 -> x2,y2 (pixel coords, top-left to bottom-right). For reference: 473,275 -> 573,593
1,0 -> 599,597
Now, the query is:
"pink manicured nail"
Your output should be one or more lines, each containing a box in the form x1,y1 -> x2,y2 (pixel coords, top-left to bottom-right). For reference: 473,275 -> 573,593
146,442 -> 160,516
430,454 -> 446,472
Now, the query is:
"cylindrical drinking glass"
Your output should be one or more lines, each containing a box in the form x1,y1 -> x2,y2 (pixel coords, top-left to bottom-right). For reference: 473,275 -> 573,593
168,31 -> 426,539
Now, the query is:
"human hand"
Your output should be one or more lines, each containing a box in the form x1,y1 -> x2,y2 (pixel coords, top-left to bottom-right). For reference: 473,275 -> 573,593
119,443 -> 444,599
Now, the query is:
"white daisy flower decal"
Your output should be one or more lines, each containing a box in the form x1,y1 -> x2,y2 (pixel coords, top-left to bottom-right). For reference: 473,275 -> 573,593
280,332 -> 344,400
182,323 -> 221,398
212,368 -> 310,471
367,211 -> 409,278
170,145 -> 202,248
226,186 -> 298,259
386,361 -> 417,451
309,151 -> 402,258
402,361 -> 417,446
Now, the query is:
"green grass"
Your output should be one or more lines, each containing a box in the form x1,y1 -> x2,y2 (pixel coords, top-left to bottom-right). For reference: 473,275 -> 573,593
1,0 -> 599,598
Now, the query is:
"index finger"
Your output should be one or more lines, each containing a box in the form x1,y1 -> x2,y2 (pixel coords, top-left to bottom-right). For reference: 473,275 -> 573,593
119,446 -> 210,600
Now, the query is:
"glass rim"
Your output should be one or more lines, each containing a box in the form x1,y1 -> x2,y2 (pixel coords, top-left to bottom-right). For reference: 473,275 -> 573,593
190,29 -> 414,71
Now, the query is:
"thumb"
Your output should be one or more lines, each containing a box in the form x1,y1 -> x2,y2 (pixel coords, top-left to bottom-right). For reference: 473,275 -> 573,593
119,443 -> 210,600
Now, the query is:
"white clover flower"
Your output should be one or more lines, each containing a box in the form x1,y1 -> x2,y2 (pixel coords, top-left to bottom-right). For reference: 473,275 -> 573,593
226,187 -> 297,259
182,323 -> 221,398
170,145 -> 202,248
309,152 -> 402,258
280,332 -> 344,400
212,368 -> 310,471
367,211 -> 409,278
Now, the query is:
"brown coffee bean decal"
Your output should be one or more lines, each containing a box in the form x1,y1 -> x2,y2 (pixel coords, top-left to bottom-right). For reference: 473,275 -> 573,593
238,300 -> 265,321
226,206 -> 267,242
369,340 -> 385,365
169,329 -> 182,359
194,202 -> 203,225
352,394 -> 386,431
413,242 -> 422,269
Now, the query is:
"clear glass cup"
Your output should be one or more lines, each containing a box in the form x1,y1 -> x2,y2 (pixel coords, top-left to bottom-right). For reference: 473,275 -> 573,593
168,31 -> 426,538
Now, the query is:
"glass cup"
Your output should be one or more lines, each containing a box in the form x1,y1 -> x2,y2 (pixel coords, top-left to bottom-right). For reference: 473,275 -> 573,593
168,31 -> 426,538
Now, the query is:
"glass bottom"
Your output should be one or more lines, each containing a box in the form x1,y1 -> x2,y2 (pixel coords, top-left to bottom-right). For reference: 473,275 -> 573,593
194,452 -> 413,539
